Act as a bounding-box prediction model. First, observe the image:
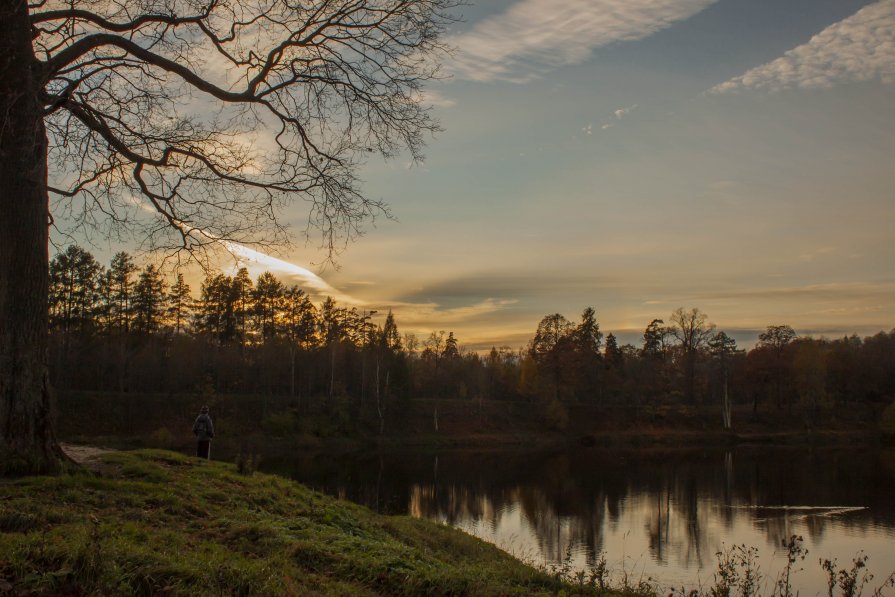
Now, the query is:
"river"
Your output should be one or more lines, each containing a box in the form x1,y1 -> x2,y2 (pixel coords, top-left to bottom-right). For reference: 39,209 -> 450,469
261,444 -> 895,595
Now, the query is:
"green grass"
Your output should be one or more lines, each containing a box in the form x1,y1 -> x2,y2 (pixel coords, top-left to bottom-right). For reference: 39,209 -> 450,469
0,449 -> 613,596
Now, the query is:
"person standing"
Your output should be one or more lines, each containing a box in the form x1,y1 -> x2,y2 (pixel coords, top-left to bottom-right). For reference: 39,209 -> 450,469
192,405 -> 215,459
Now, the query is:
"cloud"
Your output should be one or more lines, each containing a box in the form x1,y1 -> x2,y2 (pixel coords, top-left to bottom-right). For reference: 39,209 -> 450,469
218,244 -> 521,333
614,104 -> 638,119
223,242 -> 359,304
417,89 -> 457,108
449,0 -> 718,82
395,272 -> 628,303
645,280 -> 895,304
386,298 -> 519,327
796,247 -> 836,263
711,0 -> 895,93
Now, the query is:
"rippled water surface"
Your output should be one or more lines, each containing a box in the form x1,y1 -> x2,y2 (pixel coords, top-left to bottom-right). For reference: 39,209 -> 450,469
262,445 -> 895,595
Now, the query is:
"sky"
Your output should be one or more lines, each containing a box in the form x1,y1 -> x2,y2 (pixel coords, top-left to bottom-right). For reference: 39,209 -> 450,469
65,0 -> 895,351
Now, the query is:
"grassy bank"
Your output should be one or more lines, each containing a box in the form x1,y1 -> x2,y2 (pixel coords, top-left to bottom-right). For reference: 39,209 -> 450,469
0,449 -> 607,596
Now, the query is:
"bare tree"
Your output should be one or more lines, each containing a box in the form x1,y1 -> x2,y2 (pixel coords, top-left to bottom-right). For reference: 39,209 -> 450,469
669,307 -> 715,403
1,0 -> 457,473
757,324 -> 797,352
756,324 -> 797,410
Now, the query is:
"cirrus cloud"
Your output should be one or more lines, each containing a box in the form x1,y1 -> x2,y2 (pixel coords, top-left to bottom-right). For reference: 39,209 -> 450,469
711,0 -> 895,94
449,0 -> 718,83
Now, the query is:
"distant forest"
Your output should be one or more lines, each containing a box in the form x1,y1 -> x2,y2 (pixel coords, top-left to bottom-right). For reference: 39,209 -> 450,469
48,245 -> 895,428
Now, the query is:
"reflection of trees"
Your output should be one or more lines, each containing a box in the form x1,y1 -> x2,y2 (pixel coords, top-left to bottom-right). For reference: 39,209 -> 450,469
802,512 -> 828,543
643,472 -> 712,570
518,486 -> 569,561
680,475 -> 706,568
755,506 -> 841,550
515,485 -> 608,563
261,445 -> 895,575
736,447 -> 895,549
646,484 -> 672,563
409,484 -> 493,525
402,451 -> 724,569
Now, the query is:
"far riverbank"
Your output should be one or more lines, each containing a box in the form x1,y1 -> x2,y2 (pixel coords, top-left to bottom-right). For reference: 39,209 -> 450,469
55,390 -> 889,457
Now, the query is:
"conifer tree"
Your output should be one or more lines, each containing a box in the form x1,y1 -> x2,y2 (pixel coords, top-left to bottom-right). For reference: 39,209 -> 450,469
166,274 -> 193,335
133,265 -> 167,334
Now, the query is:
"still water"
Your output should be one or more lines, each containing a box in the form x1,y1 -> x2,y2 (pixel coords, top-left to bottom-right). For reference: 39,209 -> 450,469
262,445 -> 895,595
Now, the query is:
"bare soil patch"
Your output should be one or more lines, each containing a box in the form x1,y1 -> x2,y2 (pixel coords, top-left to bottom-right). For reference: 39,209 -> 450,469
61,443 -> 115,472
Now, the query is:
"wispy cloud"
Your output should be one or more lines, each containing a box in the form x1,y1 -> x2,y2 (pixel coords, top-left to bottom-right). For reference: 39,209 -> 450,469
221,245 -> 520,332
711,0 -> 895,93
222,242 -> 358,304
416,89 -> 457,109
614,104 -> 638,119
644,280 -> 895,304
449,0 -> 718,82
796,247 -> 836,263
123,193 -> 356,304
394,272 -> 629,303
385,298 -> 518,327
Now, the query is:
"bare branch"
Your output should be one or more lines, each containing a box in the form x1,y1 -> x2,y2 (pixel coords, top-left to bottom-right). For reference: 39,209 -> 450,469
34,0 -> 462,260
31,8 -> 209,32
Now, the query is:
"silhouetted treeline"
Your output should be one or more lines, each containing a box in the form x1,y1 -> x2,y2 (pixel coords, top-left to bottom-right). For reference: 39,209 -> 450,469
47,246 -> 895,427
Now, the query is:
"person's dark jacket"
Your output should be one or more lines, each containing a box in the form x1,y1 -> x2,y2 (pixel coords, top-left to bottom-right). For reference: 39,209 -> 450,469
192,413 -> 215,441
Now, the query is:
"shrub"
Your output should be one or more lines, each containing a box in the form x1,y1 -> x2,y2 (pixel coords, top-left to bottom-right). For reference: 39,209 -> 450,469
261,412 -> 298,437
543,398 -> 569,432
235,452 -> 260,476
880,400 -> 895,438
148,427 -> 176,449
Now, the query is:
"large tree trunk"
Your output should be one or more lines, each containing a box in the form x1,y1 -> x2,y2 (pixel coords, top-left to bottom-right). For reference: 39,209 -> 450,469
0,0 -> 66,474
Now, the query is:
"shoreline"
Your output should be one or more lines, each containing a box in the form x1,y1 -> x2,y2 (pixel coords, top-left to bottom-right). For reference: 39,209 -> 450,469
54,389 -> 889,456
60,427 -> 886,461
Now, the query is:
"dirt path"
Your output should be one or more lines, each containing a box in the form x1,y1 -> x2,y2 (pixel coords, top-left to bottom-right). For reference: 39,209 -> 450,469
61,443 -> 115,471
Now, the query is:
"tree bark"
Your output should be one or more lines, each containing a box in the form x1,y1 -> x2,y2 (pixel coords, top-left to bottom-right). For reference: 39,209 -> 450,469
0,0 -> 66,474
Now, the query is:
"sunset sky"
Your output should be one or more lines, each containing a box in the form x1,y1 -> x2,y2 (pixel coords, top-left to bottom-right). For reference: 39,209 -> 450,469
68,0 -> 895,351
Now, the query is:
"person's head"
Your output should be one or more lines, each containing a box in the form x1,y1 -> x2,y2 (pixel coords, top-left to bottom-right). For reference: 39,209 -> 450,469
201,405 -> 209,414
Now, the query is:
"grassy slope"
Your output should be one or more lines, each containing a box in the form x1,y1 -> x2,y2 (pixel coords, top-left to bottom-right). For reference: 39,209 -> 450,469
0,450 -> 588,596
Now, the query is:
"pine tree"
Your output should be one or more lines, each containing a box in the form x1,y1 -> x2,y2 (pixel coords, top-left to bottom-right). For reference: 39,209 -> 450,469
107,252 -> 138,335
283,287 -> 318,348
166,273 -> 193,335
252,272 -> 285,342
133,265 -> 167,334
381,310 -> 403,352
604,333 -> 623,369
196,273 -> 236,344
48,246 -> 102,338
442,332 -> 460,359
232,268 -> 254,346
642,319 -> 667,358
573,307 -> 603,355
709,331 -> 738,428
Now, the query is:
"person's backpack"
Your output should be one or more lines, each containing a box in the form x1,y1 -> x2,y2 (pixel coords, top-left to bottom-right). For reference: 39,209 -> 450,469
195,417 -> 208,436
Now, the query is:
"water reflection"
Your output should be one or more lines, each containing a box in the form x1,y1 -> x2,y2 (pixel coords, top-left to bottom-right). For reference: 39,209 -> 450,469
262,446 -> 895,593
